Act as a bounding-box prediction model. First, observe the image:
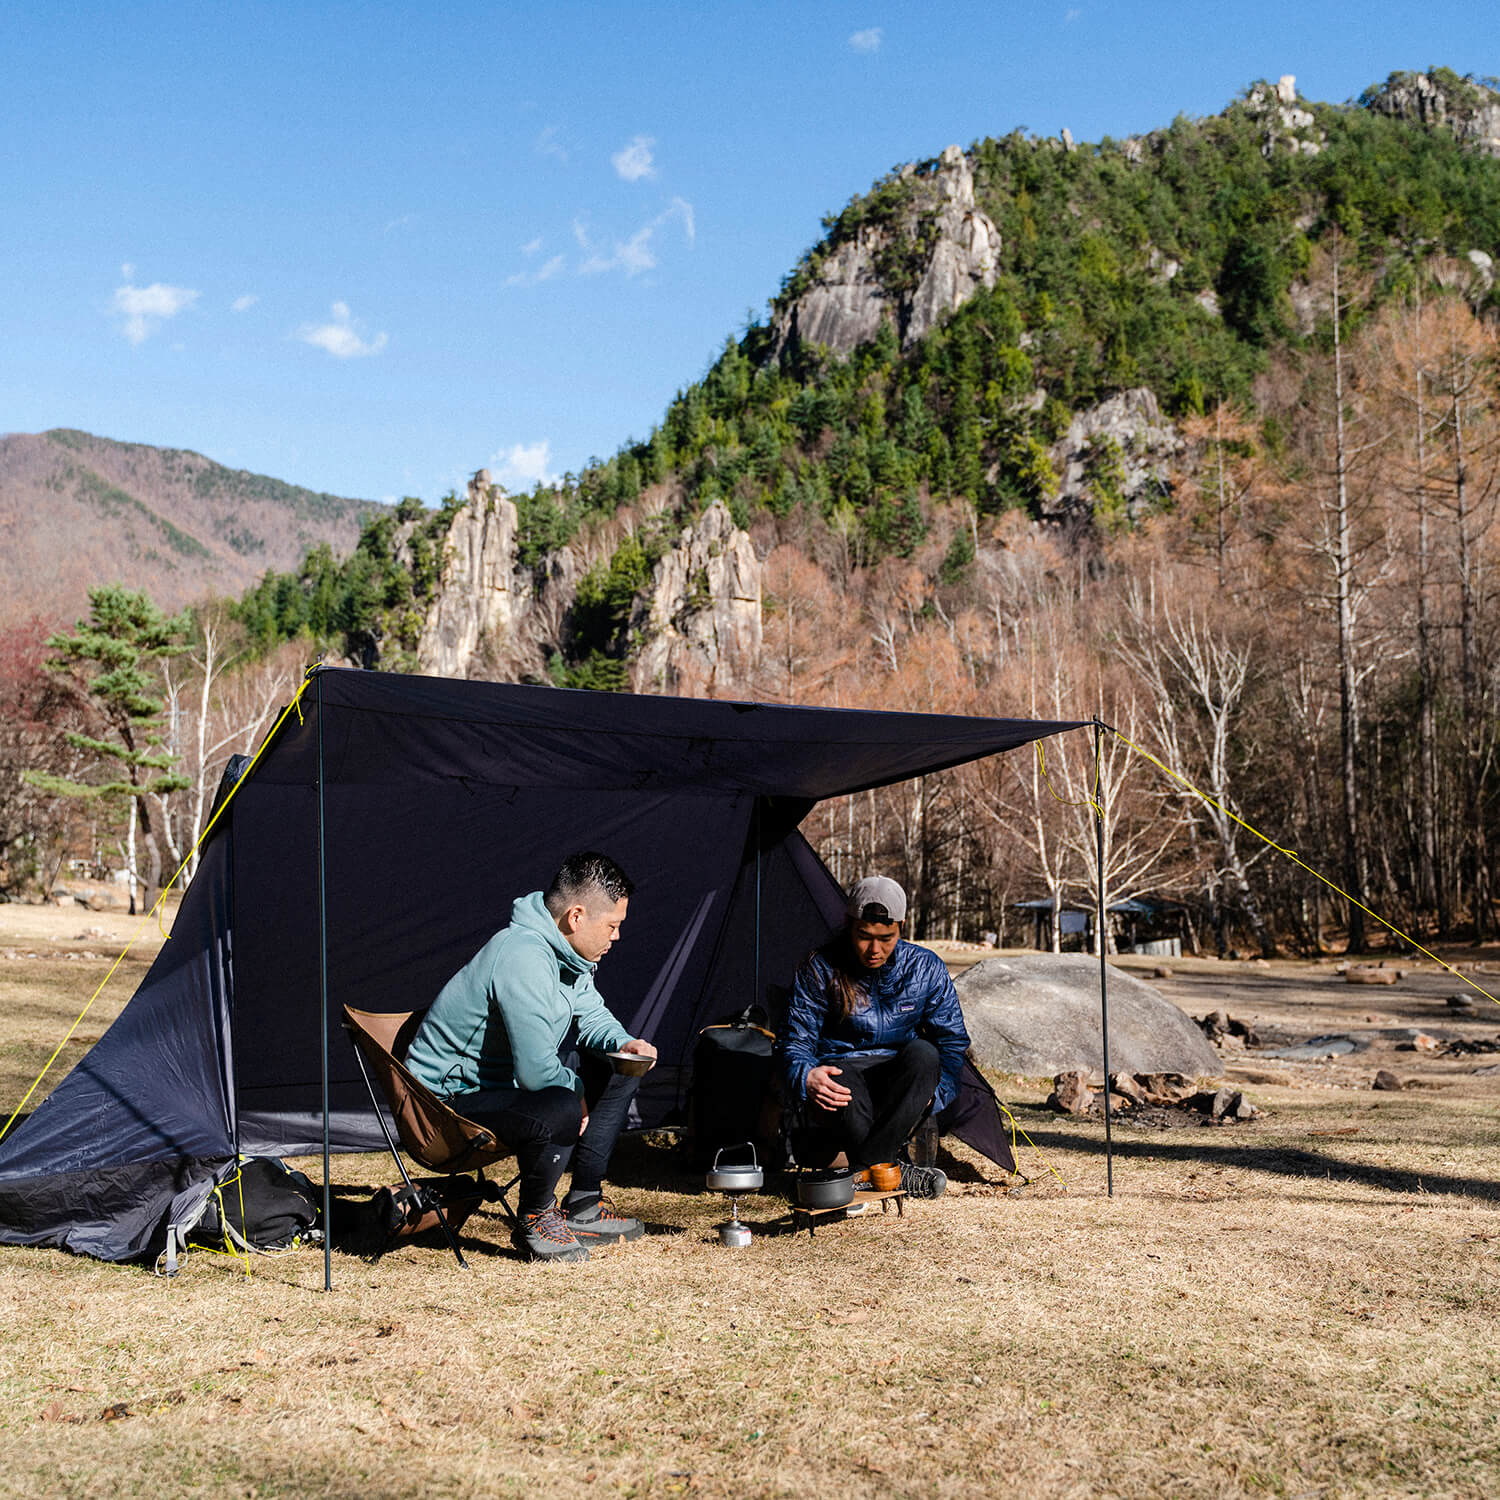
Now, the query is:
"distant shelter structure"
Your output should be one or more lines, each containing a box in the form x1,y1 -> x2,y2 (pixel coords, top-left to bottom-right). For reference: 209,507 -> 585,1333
1013,897 -> 1193,956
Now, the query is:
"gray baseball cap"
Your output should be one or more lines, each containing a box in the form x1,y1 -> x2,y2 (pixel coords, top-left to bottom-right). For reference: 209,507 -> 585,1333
845,875 -> 907,924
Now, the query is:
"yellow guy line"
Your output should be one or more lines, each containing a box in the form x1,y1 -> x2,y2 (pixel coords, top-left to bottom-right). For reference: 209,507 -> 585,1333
996,1098 -> 1069,1190
1109,728 -> 1500,1009
0,674 -> 317,1147
1035,736 -> 1103,820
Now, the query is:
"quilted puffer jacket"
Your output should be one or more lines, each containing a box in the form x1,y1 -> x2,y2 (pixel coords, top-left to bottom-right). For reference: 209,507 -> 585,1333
779,938 -> 969,1113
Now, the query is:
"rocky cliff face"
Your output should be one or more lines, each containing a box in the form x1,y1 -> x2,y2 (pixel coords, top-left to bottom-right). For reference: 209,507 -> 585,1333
416,469 -> 523,677
1362,70 -> 1500,156
412,475 -> 761,691
631,501 -> 762,694
1050,387 -> 1183,520
772,145 -> 1000,357
1242,75 -> 1325,158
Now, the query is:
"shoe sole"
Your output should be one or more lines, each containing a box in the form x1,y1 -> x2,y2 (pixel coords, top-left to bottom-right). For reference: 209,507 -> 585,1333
568,1221 -> 645,1243
519,1245 -> 590,1263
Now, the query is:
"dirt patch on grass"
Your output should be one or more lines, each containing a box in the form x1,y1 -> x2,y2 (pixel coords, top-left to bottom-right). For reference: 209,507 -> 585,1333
1,910 -> 1498,1496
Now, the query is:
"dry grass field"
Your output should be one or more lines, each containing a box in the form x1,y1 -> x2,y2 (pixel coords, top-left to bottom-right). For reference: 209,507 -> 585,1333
1,905 -> 1498,1498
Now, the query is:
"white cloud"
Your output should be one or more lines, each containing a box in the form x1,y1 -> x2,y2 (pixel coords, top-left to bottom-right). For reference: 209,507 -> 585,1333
231,294 -> 257,312
297,300 -> 388,359
664,195 -> 695,246
521,236 -> 544,256
536,125 -> 568,164
578,196 -> 695,278
120,261 -> 135,280
849,27 -> 883,53
382,213 -> 415,235
504,254 -> 566,288
113,279 -> 200,344
611,134 -> 657,182
587,227 -> 656,277
493,440 -> 557,491
1065,7 -> 1081,20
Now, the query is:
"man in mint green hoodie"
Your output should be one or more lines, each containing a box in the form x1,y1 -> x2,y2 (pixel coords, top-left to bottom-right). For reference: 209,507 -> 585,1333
406,851 -> 657,1263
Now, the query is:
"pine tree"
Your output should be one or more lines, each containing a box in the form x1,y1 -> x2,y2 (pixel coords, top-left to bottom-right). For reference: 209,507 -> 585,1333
29,585 -> 190,912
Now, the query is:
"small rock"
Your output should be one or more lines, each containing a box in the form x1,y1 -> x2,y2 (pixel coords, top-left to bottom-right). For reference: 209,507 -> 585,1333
1196,1009 -> 1231,1041
1411,1033 -> 1440,1052
1153,966 -> 1173,979
1233,1096 -> 1260,1120
1210,1087 -> 1240,1121
1373,1070 -> 1404,1092
1141,1072 -> 1196,1101
1346,966 -> 1398,985
1110,1073 -> 1148,1107
1447,994 -> 1479,1013
1046,1070 -> 1095,1115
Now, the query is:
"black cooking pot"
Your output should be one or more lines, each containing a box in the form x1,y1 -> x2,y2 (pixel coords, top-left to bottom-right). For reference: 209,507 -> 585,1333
796,1167 -> 855,1210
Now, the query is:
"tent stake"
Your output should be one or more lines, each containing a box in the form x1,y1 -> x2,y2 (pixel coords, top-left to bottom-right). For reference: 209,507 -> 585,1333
1094,718 -> 1113,1197
317,669 -> 332,1291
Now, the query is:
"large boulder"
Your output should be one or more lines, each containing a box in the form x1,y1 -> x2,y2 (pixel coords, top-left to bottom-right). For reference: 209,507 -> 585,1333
955,954 -> 1222,1079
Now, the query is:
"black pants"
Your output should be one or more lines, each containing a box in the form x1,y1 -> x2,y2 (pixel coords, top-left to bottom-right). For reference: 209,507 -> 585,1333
452,1048 -> 640,1217
796,1039 -> 940,1170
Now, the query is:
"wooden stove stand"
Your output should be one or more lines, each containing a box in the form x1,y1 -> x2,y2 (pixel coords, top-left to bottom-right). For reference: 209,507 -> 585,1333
789,1187 -> 906,1237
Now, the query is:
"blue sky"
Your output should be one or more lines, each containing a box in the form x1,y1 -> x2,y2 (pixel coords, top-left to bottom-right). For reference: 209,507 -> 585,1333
1,2 -> 1491,502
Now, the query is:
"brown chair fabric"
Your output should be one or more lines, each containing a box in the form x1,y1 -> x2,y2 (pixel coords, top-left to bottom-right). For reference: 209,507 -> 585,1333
343,1006 -> 514,1179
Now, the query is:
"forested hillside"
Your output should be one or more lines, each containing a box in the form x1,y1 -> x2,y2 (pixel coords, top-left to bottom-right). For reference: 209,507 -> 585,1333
14,69 -> 1500,957
0,428 -> 380,625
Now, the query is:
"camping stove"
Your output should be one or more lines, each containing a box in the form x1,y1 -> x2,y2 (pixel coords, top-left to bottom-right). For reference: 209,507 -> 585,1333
717,1202 -> 752,1249
705,1143 -> 762,1249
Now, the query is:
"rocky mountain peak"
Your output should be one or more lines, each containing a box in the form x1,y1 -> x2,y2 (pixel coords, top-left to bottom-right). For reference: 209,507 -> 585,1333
770,145 -> 999,359
1242,74 -> 1325,157
416,469 -> 524,678
1361,69 -> 1500,157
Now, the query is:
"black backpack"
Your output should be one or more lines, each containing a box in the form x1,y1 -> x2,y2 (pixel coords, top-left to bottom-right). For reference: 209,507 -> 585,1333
690,1005 -> 779,1167
188,1157 -> 322,1255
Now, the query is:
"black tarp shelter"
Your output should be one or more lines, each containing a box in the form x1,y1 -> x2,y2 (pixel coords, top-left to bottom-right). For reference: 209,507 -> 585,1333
0,668 -> 1081,1262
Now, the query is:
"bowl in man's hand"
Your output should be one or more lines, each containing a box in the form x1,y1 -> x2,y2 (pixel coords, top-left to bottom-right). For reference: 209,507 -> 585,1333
604,1049 -> 655,1077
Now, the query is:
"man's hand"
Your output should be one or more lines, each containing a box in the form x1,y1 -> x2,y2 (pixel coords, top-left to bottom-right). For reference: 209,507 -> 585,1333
806,1064 -> 851,1111
620,1037 -> 657,1061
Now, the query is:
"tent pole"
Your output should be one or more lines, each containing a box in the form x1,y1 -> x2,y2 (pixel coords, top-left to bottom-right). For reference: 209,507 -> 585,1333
1094,718 -> 1113,1197
317,670 -> 332,1291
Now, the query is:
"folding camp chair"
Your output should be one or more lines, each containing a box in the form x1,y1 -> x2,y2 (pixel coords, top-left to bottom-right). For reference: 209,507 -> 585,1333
341,1005 -> 520,1268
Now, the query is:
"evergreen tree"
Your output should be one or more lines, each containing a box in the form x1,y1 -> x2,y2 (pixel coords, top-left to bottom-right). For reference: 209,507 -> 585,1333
30,585 -> 190,912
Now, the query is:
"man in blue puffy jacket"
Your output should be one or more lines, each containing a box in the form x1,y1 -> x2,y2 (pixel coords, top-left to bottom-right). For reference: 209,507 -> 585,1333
406,852 -> 657,1263
780,876 -> 966,1197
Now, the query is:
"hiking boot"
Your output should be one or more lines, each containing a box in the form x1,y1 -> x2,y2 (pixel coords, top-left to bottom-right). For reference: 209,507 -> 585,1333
563,1196 -> 644,1243
899,1160 -> 948,1199
513,1202 -> 590,1263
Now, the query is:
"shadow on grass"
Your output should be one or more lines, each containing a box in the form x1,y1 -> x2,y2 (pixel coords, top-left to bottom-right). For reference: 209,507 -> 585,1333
1011,1122 -> 1500,1202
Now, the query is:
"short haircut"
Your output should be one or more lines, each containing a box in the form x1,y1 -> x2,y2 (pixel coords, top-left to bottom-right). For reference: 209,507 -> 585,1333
544,851 -> 635,916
